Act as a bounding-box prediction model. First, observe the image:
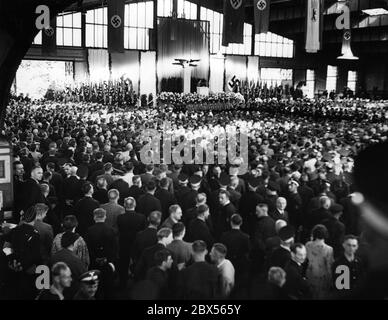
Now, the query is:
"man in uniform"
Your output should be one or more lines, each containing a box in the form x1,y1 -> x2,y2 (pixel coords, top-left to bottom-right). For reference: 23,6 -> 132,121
74,270 -> 101,300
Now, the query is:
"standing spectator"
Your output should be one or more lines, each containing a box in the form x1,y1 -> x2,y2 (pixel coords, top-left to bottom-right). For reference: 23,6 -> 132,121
100,189 -> 125,233
33,203 -> 53,265
36,262 -> 72,300
167,222 -> 192,270
137,180 -> 162,217
305,224 -> 334,299
210,243 -> 235,298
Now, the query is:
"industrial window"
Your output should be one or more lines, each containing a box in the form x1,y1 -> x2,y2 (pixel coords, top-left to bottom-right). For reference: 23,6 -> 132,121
347,71 -> 357,92
33,31 -> 42,45
326,65 -> 338,92
306,69 -> 315,98
254,32 -> 294,58
177,0 -> 197,19
86,7 -> 108,48
57,12 -> 82,47
124,1 -> 154,50
158,0 -> 173,17
200,7 -> 251,55
261,68 -> 293,86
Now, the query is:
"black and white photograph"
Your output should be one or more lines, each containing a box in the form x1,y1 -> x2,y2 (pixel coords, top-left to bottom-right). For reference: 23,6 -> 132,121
1,0 -> 388,306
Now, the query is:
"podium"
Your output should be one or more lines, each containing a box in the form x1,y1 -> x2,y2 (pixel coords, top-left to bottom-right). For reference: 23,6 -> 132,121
197,87 -> 209,96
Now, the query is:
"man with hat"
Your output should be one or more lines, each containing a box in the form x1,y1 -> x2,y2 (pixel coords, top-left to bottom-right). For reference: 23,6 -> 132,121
266,225 -> 295,270
74,270 -> 101,300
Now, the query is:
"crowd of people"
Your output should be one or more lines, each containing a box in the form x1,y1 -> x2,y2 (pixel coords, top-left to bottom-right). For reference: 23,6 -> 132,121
0,94 -> 387,300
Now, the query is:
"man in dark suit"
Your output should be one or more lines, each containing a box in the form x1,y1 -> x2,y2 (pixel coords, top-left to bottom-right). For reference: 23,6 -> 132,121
283,243 -> 312,300
85,208 -> 118,299
63,165 -> 83,211
238,176 -> 264,233
88,151 -> 104,178
266,225 -> 295,270
133,211 -> 162,262
174,173 -> 192,210
140,164 -> 154,187
137,180 -> 162,218
155,177 -> 177,221
32,203 -> 53,265
215,189 -> 237,239
270,197 -> 289,223
305,196 -> 332,235
167,222 -> 192,270
93,176 -> 109,204
250,202 -> 276,273
109,177 -> 130,206
322,204 -> 346,257
220,214 -> 250,282
185,204 -> 214,249
128,175 -> 145,202
146,249 -> 174,299
117,197 -> 147,287
134,228 -> 173,281
161,204 -> 182,229
176,240 -> 219,299
22,166 -> 45,211
74,182 -> 100,236
179,175 -> 201,214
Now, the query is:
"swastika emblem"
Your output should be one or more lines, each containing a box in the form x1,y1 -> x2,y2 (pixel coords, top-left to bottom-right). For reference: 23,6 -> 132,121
344,31 -> 351,41
44,26 -> 54,37
228,75 -> 240,90
230,0 -> 242,10
257,0 -> 267,11
111,15 -> 122,28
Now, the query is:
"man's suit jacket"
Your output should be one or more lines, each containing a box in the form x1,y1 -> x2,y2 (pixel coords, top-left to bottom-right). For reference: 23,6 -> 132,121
137,193 -> 162,217
267,246 -> 291,270
140,172 -> 154,187
219,229 -> 250,271
175,185 -> 191,209
33,220 -> 54,264
109,179 -> 131,205
117,210 -> 147,257
270,209 -> 289,223
167,239 -> 192,265
128,185 -> 145,202
74,196 -> 100,236
216,202 -> 237,238
185,218 -> 214,249
283,260 -> 312,300
85,222 -> 118,265
176,261 -> 219,300
133,227 -> 158,261
155,188 -> 177,221
22,178 -> 45,211
134,243 -> 166,281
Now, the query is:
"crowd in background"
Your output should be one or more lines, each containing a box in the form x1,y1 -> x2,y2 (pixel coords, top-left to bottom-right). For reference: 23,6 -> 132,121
0,94 -> 386,300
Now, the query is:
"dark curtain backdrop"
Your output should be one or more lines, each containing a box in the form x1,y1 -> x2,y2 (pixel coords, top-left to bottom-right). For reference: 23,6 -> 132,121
157,17 -> 210,92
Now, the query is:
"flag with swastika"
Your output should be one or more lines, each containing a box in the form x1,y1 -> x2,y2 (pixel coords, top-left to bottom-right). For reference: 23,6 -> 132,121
254,0 -> 271,34
108,0 -> 125,53
222,0 -> 245,46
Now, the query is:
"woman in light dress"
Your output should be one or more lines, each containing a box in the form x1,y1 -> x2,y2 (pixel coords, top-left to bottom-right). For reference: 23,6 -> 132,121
305,224 -> 334,299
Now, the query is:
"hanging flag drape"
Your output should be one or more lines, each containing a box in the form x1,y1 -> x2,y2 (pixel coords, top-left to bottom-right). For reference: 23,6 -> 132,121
305,0 -> 323,53
254,0 -> 271,34
337,2 -> 358,60
222,0 -> 245,47
42,17 -> 57,56
108,0 -> 125,53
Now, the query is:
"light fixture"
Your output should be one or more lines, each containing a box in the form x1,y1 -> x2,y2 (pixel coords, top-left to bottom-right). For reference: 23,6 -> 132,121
362,8 -> 388,16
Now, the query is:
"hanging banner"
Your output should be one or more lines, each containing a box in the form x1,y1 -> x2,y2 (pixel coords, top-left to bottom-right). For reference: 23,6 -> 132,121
222,0 -> 245,46
108,0 -> 125,53
42,17 -> 57,56
254,0 -> 271,34
305,0 -> 323,53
